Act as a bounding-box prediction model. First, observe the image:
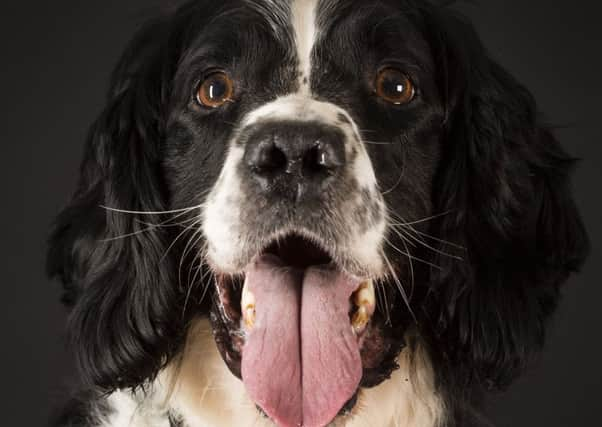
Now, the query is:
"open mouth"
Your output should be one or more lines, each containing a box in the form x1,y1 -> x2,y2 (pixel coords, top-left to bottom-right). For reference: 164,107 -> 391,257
211,233 -> 380,427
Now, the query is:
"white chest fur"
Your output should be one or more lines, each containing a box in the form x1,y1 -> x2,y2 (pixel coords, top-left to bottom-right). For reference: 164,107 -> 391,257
99,319 -> 444,427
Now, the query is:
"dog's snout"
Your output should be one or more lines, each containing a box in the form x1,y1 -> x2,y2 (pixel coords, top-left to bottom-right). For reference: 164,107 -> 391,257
244,121 -> 346,198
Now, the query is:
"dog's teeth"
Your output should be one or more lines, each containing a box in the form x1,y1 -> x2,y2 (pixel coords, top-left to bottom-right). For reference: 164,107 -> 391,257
242,281 -> 256,329
244,306 -> 256,328
352,280 -> 376,334
354,280 -> 376,312
352,306 -> 370,334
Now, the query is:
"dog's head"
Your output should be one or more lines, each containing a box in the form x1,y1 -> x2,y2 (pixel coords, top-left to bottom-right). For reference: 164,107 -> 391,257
48,0 -> 589,425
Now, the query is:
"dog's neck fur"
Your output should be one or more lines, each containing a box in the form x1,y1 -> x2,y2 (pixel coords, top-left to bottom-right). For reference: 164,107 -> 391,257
99,318 -> 445,427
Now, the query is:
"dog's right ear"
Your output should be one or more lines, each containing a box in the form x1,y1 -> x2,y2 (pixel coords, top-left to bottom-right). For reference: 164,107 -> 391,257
418,3 -> 589,393
46,15 -> 186,392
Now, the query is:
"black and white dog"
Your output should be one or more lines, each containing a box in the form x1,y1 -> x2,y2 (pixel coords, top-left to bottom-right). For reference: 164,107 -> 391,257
48,0 -> 589,426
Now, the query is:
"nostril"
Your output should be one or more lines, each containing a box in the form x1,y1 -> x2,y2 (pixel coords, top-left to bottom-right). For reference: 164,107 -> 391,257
305,140 -> 344,173
244,122 -> 346,194
249,140 -> 287,174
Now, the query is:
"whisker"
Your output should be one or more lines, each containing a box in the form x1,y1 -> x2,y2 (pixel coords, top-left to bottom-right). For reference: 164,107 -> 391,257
387,223 -> 419,248
99,206 -> 202,242
388,217 -> 463,261
183,254 -> 204,318
413,229 -> 466,250
381,250 -> 416,323
386,208 -> 465,257
388,222 -> 462,261
363,140 -> 394,145
376,280 -> 392,326
100,204 -> 202,215
387,210 -> 454,227
381,136 -> 406,195
161,217 -> 202,263
397,228 -> 416,301
186,242 -> 210,297
134,214 -> 201,229
401,230 -> 464,261
197,261 -> 214,308
99,225 -> 159,242
383,236 -> 443,271
178,229 -> 204,291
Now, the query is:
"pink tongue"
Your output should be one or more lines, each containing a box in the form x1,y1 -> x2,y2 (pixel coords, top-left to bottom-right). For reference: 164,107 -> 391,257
241,255 -> 362,427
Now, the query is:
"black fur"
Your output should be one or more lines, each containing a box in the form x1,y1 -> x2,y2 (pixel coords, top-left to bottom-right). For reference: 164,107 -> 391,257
48,1 -> 589,426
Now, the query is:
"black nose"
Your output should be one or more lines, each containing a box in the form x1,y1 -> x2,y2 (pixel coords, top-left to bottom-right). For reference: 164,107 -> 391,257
243,121 -> 346,200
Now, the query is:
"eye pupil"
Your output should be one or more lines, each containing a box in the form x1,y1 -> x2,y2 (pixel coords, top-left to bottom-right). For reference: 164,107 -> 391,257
197,72 -> 234,108
208,79 -> 226,100
375,68 -> 415,105
383,79 -> 404,96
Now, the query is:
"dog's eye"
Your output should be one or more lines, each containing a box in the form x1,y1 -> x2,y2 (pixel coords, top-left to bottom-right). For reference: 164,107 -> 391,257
196,72 -> 234,108
375,68 -> 415,105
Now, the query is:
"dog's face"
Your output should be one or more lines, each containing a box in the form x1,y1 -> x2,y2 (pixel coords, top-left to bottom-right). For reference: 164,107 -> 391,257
48,1 -> 589,426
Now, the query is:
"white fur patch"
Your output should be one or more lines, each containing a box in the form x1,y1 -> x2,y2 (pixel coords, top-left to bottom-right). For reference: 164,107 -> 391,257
244,95 -> 338,126
351,218 -> 387,273
202,144 -> 246,273
291,0 -> 319,92
101,389 -> 170,427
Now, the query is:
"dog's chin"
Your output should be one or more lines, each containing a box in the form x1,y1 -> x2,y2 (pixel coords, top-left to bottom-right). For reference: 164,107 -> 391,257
207,233 -> 409,427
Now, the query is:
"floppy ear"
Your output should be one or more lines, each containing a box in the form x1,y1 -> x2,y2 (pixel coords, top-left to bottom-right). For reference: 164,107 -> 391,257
422,7 -> 590,391
47,18 -> 187,391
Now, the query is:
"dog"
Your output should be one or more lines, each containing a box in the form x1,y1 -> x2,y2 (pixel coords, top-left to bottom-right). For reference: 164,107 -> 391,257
47,0 -> 590,426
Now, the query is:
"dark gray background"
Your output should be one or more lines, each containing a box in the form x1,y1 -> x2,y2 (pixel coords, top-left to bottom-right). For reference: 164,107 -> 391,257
1,1 -> 600,426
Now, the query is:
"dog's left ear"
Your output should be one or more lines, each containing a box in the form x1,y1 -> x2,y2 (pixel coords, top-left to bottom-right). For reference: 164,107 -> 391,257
46,16 -> 189,392
421,6 -> 590,391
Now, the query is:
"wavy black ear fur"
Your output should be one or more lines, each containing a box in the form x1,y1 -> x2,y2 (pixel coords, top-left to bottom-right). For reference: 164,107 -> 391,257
420,3 -> 590,395
47,13 -> 188,392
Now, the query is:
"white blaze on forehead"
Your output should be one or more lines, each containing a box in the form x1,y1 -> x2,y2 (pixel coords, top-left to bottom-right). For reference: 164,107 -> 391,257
244,95 -> 339,126
291,0 -> 319,92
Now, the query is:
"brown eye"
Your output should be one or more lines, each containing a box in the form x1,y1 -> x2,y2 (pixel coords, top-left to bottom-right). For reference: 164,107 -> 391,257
375,68 -> 415,105
196,72 -> 234,108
